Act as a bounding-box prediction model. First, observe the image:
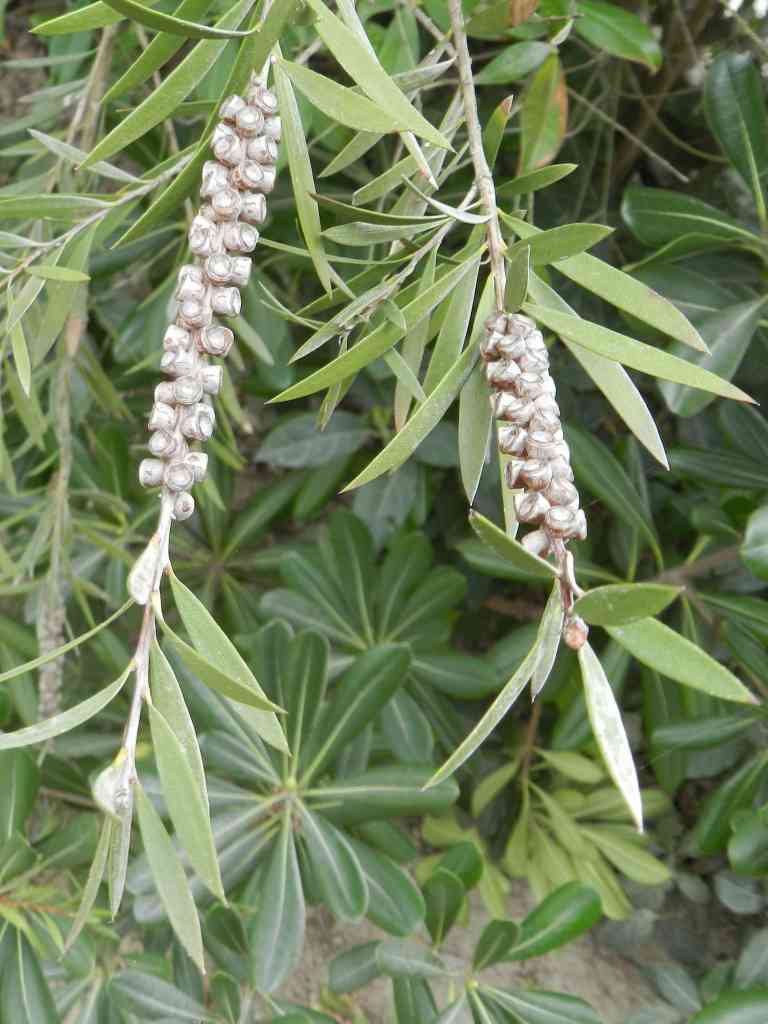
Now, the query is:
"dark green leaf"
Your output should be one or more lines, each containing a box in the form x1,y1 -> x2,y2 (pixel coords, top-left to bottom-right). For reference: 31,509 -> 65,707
505,882 -> 602,960
621,186 -> 756,250
423,867 -> 464,946
1,930 -> 57,1023
483,984 -> 602,1024
0,751 -> 39,840
743,505 -> 768,582
573,584 -> 681,627
109,970 -> 212,1021
691,990 -> 768,1023
476,42 -> 553,84
100,0 -> 256,37
299,807 -> 368,920
468,509 -> 557,579
349,839 -> 425,936
311,764 -> 458,826
329,941 -> 382,993
691,755 -> 767,856
576,0 -> 661,70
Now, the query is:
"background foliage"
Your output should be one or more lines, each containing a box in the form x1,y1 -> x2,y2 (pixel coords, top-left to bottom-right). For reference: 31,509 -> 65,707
1,0 -> 768,1021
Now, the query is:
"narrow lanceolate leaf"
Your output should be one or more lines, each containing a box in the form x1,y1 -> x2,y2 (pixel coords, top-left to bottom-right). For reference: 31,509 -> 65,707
250,811 -> 305,992
109,971 -> 213,1022
424,257 -> 481,395
26,265 -> 90,282
459,360 -> 492,505
81,0 -> 253,168
525,303 -> 754,404
343,343 -> 478,491
607,618 -> 756,704
531,582 -> 563,699
483,985 -> 602,1024
2,930 -> 58,1023
506,215 -> 705,352
303,0 -> 450,150
167,571 -> 287,751
274,57 -> 333,295
573,584 -> 681,627
507,223 -> 613,266
135,782 -> 205,973
469,510 -> 558,579
527,272 -> 668,468
7,292 -> 31,397
0,599 -> 132,685
427,641 -> 541,788
0,195 -> 109,220
100,0 -> 257,37
496,164 -> 577,198
579,642 -> 643,832
299,807 -> 368,920
705,52 -> 768,218
273,256 -> 480,404
149,705 -> 223,900
33,0 -> 156,34
576,0 -> 662,70
505,882 -> 602,960
0,663 -> 130,749
64,817 -> 113,952
279,60 -> 408,133
519,53 -> 567,172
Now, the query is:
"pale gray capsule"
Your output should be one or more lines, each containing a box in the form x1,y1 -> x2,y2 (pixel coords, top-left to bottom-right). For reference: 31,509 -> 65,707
570,509 -> 588,540
544,506 -> 578,537
163,324 -> 191,351
247,136 -> 279,164
148,401 -> 177,431
148,429 -> 178,458
219,94 -> 246,122
520,459 -> 553,491
527,430 -> 562,460
212,124 -> 244,165
177,298 -> 212,329
528,410 -> 562,437
188,215 -> 217,257
200,325 -> 234,358
524,329 -> 546,352
514,371 -> 547,400
165,461 -> 195,493
221,222 -> 259,253
249,85 -> 278,114
187,452 -> 209,482
201,366 -> 223,395
228,256 -> 251,287
210,188 -> 242,222
496,335 -> 528,361
480,329 -> 506,361
255,165 -> 276,193
548,456 -> 574,481
180,403 -> 215,441
493,393 -> 534,423
173,375 -> 204,405
485,312 -> 511,336
200,160 -> 231,198
263,115 -> 281,141
508,313 -> 537,336
240,193 -> 267,225
505,457 -> 526,488
138,459 -> 165,488
160,347 -> 196,377
235,105 -> 265,138
515,491 -> 550,524
204,253 -> 234,285
232,161 -> 265,191
521,529 -> 550,558
518,350 -> 549,374
154,382 -> 175,405
533,393 -> 560,415
210,286 -> 241,317
497,425 -> 527,455
486,359 -> 520,388
545,477 -> 580,509
176,265 -> 206,301
173,492 -> 196,521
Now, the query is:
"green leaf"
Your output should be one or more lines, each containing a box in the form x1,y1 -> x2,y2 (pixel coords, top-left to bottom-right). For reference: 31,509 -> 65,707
504,244 -> 530,312
497,164 -> 577,199
508,223 -> 613,266
423,257 -> 480,395
652,712 -> 756,751
344,340 -> 478,491
660,297 -> 765,418
730,816 -> 768,879
109,970 -> 212,1021
149,704 -> 223,900
475,41 -> 553,84
736,927 -> 768,986
705,52 -> 768,218
167,571 -> 287,749
274,256 -> 479,403
526,273 -> 668,467
0,751 -> 38,840
458,360 -> 493,506
329,941 -> 382,993
348,839 -> 425,936
100,0 -> 257,37
580,825 -> 670,885
299,807 -> 368,920
303,0 -> 450,149
0,194 -> 109,220
423,867 -> 464,946
426,639 -> 541,788
81,0 -> 253,168
573,584 -> 681,627
381,689 -> 434,765
8,308 -> 30,398
377,940 -> 447,978
26,265 -> 90,282
743,505 -> 768,582
519,54 -> 567,172
274,57 -> 333,296
474,920 -> 520,970
607,618 -> 756,705
1,930 -> 58,1023
469,510 -> 557,579
531,582 -> 564,699
576,0 -> 661,70
257,411 -> 370,469
311,764 -> 458,826
433,996 -> 472,1024
691,990 -> 768,1024
691,755 -> 767,856
65,817 -> 112,952
0,663 -> 130,749
300,645 -> 410,783
526,303 -> 754,405
537,750 -> 604,784
579,642 -> 643,832
483,985 -> 602,1024
504,882 -> 602,960
33,0 -> 152,34
621,186 -> 757,250
279,60 -> 408,132
505,215 -> 705,351
249,811 -> 305,992
135,782 -> 204,973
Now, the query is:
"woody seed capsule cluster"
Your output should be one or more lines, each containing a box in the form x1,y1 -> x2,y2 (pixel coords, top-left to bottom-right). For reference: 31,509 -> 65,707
481,312 -> 587,558
138,75 -> 281,520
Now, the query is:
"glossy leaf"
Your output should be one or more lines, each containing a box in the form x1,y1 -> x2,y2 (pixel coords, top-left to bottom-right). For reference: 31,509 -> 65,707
423,867 -> 464,945
508,223 -> 613,266
312,764 -> 458,826
476,42 -> 552,84
299,807 -> 368,920
0,751 -> 38,840
621,186 -> 756,250
576,1 -> 661,70
573,584 -> 681,627
484,985 -> 602,1024
505,882 -> 602,959
474,920 -> 520,969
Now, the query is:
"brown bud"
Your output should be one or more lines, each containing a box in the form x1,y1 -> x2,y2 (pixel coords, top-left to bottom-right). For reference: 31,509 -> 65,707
563,615 -> 589,650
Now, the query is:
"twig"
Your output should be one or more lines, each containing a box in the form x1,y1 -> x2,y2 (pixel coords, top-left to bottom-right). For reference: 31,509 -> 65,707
447,0 -> 506,309
653,544 -> 741,585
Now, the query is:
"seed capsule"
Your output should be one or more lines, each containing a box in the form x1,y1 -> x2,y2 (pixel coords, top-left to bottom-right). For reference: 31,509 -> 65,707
246,136 -> 279,164
521,529 -> 550,558
203,252 -> 250,289
154,383 -> 175,405
480,329 -> 506,361
160,347 -> 196,377
514,371 -> 547,400
173,492 -> 196,520
564,615 -> 589,650
148,402 -> 177,431
569,509 -> 587,541
528,410 -> 562,436
164,461 -> 195,492
210,286 -> 241,317
180,403 -> 215,441
497,425 -> 527,456
249,84 -> 278,115
235,105 -> 265,137
221,222 -> 259,253
138,459 -> 165,488
173,375 -> 204,405
515,491 -> 551,524
212,124 -> 244,165
493,393 -> 534,423
231,161 -> 265,191
545,477 -> 579,509
548,455 -> 574,481
255,165 -> 276,193
201,366 -> 223,395
518,350 -> 549,374
187,452 -> 209,482
176,265 -> 206,302
505,457 -> 525,488
219,94 -> 246,122
177,298 -> 211,329
188,215 -> 217,257
163,324 -> 191,351
148,429 -> 179,458
200,325 -> 234,358
210,188 -> 242,222
240,193 -> 267,225
263,115 -> 281,141
485,359 -> 520,389
520,458 -> 553,491
200,160 -> 231,198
